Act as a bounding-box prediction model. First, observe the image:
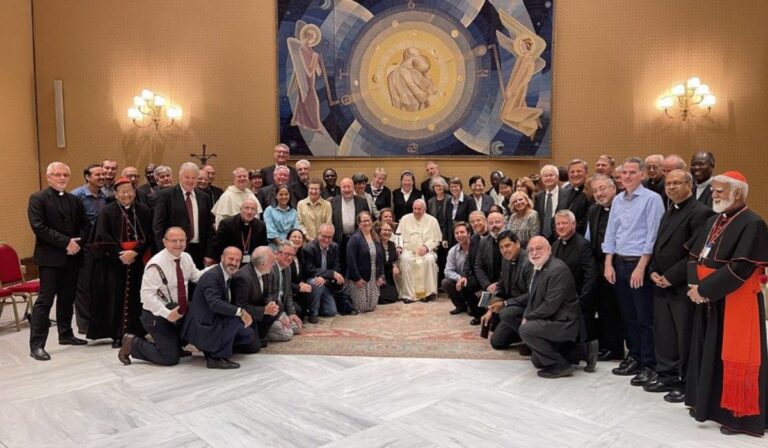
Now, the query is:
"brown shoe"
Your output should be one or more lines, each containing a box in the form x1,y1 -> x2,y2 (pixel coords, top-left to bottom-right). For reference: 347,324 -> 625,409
118,333 -> 135,365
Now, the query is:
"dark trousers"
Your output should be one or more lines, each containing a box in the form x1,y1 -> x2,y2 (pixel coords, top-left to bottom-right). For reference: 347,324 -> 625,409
186,243 -> 205,269
74,249 -> 96,332
613,259 -> 655,368
131,310 -> 181,366
205,317 -> 257,359
338,234 -> 352,273
490,304 -> 525,349
30,263 -> 79,350
255,314 -> 278,340
520,319 -> 581,369
441,278 -> 463,310
596,275 -> 625,356
653,286 -> 694,381
461,278 -> 484,318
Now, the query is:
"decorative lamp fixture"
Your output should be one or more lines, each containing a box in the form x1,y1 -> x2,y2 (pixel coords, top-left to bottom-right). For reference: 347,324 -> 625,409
656,77 -> 716,121
127,89 -> 182,129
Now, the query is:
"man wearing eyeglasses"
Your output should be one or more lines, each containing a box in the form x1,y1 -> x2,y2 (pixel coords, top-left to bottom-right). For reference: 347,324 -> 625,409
260,143 -> 299,187
303,223 -> 346,321
28,162 -> 91,361
265,241 -> 303,341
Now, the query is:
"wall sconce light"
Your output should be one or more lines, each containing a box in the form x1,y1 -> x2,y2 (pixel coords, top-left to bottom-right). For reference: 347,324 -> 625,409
127,89 -> 182,129
656,77 -> 716,121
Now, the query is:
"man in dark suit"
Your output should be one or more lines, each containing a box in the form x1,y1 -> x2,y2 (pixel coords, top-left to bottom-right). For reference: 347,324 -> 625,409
586,174 -> 625,361
201,165 -> 224,204
145,165 -> 173,209
420,161 -> 450,202
181,247 -> 259,369
265,241 -> 303,340
152,162 -> 215,268
642,154 -> 666,196
231,246 -> 280,343
445,178 -> 469,246
211,198 -> 267,263
258,165 -> 291,208
552,210 -> 597,341
472,212 -> 506,325
534,165 -> 571,241
365,167 -> 392,212
331,178 -> 369,271
689,151 -> 714,208
136,163 -> 158,204
27,162 -> 91,360
289,159 -> 311,206
644,169 -> 715,401
564,159 -> 591,235
303,223 -> 347,319
260,143 -> 298,186
482,231 -> 533,351
519,236 -> 598,378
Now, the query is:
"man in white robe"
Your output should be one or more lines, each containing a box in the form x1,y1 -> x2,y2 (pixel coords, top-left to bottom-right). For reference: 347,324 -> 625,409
212,167 -> 262,228
395,199 -> 442,302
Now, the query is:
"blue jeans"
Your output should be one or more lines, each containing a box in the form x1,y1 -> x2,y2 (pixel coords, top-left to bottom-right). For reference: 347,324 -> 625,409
613,258 -> 655,368
309,281 -> 337,317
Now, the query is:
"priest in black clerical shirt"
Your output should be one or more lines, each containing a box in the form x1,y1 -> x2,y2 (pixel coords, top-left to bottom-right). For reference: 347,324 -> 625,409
586,174 -> 625,361
212,198 -> 267,264
552,210 -> 597,341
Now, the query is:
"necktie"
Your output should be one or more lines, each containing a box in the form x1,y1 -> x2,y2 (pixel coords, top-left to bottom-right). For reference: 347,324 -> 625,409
175,259 -> 188,314
226,278 -> 231,302
529,269 -> 538,293
543,193 -> 553,237
185,192 -> 195,240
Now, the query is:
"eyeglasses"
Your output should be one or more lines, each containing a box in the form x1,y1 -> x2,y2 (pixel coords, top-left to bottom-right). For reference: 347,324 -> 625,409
49,172 -> 70,178
318,234 -> 333,239
278,251 -> 295,258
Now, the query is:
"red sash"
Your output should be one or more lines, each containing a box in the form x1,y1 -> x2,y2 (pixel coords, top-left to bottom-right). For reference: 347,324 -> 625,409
120,241 -> 138,251
697,265 -> 762,417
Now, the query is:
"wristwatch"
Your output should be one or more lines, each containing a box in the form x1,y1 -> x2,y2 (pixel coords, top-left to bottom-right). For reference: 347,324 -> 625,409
235,307 -> 243,317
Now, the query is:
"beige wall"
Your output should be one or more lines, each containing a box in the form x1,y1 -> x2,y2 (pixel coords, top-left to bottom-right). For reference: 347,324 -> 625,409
17,0 -> 768,256
1,0 -> 38,257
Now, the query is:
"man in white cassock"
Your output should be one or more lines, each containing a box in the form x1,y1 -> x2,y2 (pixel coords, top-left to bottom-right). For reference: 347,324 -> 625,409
212,167 -> 262,228
395,199 -> 442,302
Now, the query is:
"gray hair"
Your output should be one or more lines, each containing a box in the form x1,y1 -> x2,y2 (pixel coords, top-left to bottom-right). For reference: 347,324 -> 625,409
46,162 -> 70,175
179,162 -> 200,176
251,246 -> 273,268
554,209 -> 576,223
430,177 -> 448,191
154,165 -> 171,177
274,165 -> 290,175
274,240 -> 295,253
540,164 -> 559,177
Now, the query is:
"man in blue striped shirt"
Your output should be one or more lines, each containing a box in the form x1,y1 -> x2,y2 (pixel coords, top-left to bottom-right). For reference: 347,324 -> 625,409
602,157 -> 664,386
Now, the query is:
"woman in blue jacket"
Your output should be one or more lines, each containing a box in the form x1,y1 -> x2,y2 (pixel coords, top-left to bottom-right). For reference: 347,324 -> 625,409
345,211 -> 385,313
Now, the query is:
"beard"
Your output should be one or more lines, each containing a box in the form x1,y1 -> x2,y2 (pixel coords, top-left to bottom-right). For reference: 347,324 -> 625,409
713,192 -> 735,213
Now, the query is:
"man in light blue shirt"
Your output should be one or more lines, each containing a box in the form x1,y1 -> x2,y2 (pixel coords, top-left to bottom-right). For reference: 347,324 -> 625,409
70,163 -> 107,226
602,156 -> 664,386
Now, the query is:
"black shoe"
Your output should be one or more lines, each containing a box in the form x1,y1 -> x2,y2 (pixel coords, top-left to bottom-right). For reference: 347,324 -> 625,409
402,298 -> 414,304
537,365 -> 574,379
469,317 -> 481,326
425,294 -> 437,302
598,349 -> 625,362
449,307 -> 465,315
206,357 -> 240,369
180,349 -> 193,357
308,315 -> 319,324
719,426 -> 739,436
664,390 -> 685,403
630,367 -> 656,386
118,334 -> 134,365
261,340 -> 269,348
59,336 -> 88,346
348,310 -> 359,315
643,377 -> 676,393
111,339 -> 122,349
612,357 -> 641,376
584,340 -> 599,373
518,345 -> 532,356
688,408 -> 696,418
30,348 -> 51,361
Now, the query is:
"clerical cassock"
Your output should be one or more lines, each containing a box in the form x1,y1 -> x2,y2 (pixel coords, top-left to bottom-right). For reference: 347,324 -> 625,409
87,178 -> 153,345
685,194 -> 768,435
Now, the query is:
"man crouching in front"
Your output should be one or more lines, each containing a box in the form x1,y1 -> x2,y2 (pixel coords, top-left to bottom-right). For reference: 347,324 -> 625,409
118,227 -> 203,366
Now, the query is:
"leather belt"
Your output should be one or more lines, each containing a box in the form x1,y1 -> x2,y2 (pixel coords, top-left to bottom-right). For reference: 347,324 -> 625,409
616,255 -> 641,263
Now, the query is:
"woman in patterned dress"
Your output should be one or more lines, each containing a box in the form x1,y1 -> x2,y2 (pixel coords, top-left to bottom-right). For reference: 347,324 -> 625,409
345,211 -> 385,313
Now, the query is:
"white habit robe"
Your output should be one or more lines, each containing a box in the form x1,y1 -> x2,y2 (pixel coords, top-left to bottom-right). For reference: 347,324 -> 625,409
211,185 -> 262,228
395,212 -> 442,300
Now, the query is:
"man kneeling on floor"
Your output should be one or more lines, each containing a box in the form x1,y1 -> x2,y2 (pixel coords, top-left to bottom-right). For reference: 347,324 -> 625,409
119,227 -> 203,366
519,236 -> 598,378
180,246 -> 261,369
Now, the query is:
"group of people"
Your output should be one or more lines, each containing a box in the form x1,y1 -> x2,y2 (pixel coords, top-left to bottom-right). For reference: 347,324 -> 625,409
25,144 -> 767,436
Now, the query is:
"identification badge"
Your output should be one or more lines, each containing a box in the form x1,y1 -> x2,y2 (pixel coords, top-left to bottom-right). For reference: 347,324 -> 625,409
242,254 -> 251,264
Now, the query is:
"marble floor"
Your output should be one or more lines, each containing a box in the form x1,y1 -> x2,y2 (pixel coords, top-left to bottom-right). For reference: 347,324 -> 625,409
0,320 -> 764,447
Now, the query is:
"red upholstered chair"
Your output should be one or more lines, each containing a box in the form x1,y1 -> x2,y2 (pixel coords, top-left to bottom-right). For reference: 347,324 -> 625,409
0,243 -> 39,331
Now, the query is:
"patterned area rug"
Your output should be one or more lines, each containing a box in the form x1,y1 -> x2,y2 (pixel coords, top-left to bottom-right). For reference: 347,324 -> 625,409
262,297 -> 526,360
